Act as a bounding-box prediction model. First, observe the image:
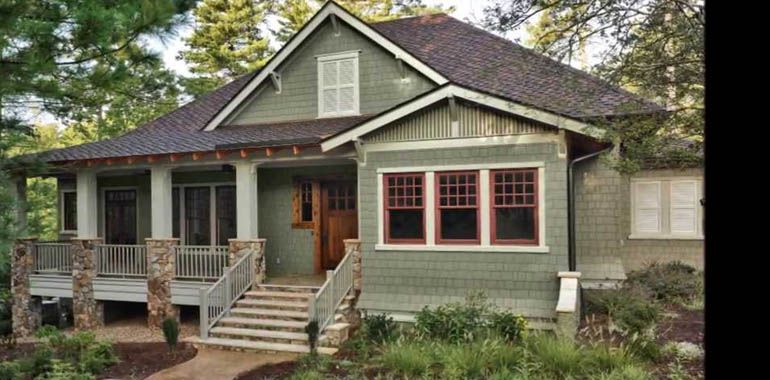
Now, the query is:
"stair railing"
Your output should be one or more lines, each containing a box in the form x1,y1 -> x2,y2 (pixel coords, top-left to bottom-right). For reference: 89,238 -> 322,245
199,250 -> 255,339
308,249 -> 354,333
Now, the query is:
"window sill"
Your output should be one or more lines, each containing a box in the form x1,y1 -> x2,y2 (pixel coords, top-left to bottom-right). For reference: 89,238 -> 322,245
59,230 -> 77,234
375,244 -> 550,253
317,112 -> 360,119
628,234 -> 704,241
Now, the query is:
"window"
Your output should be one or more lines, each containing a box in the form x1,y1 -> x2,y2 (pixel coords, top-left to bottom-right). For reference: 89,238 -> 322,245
384,173 -> 425,243
317,52 -> 359,117
436,171 -> 479,243
631,178 -> 703,239
172,187 -> 180,239
185,187 -> 211,245
61,190 -> 77,232
216,186 -> 237,245
301,182 -> 313,221
328,183 -> 356,211
104,190 -> 137,244
491,169 -> 538,245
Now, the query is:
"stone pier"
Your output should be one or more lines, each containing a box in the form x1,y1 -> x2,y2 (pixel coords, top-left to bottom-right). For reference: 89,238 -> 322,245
146,238 -> 180,328
71,238 -> 104,330
343,239 -> 362,294
11,237 -> 41,337
228,238 -> 267,289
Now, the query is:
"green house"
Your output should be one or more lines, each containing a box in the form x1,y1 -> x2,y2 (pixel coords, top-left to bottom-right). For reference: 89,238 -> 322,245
8,1 -> 703,353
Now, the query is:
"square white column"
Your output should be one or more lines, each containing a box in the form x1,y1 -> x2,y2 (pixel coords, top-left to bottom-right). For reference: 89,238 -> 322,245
76,169 -> 99,239
150,166 -> 174,238
235,161 -> 258,239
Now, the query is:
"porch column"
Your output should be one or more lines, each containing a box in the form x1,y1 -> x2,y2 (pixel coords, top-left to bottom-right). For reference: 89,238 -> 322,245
150,166 -> 174,238
146,238 -> 180,328
75,169 -> 98,238
235,161 -> 258,239
72,238 -> 104,330
11,237 -> 42,337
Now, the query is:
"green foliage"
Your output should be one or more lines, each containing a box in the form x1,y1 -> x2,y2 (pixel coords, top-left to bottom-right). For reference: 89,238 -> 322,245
288,369 -> 326,380
38,360 -> 94,380
414,291 -> 527,344
162,317 -> 180,351
626,261 -> 703,305
438,338 -> 522,380
0,361 -> 22,380
305,319 -> 320,355
362,312 -> 397,344
378,340 -> 434,377
523,334 -> 643,379
585,286 -> 662,335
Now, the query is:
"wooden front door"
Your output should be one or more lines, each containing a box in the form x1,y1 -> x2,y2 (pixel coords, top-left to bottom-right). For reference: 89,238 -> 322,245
104,189 -> 137,245
321,181 -> 358,270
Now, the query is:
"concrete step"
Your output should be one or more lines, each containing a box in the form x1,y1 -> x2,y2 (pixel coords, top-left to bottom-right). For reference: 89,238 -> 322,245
230,308 -> 309,320
218,317 -> 307,331
257,284 -> 320,294
211,327 -> 309,343
244,290 -> 314,300
195,337 -> 337,355
236,299 -> 308,310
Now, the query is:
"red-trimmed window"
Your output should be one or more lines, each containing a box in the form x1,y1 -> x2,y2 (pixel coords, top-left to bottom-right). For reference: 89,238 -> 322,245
384,173 -> 425,243
491,169 -> 538,245
436,171 -> 480,244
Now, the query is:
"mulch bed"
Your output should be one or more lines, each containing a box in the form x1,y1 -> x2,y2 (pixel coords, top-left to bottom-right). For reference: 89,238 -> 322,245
0,342 -> 197,380
101,342 -> 197,379
237,360 -> 299,380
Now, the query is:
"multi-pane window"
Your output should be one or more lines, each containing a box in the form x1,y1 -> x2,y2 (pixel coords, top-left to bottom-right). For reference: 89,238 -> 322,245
185,187 -> 211,245
61,191 -> 77,232
301,182 -> 313,221
384,173 -> 425,243
216,186 -> 237,245
491,169 -> 538,244
328,183 -> 356,211
436,171 -> 479,243
318,53 -> 359,117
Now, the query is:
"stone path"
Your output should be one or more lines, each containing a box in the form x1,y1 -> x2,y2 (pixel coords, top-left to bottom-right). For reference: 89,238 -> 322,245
144,348 -> 298,380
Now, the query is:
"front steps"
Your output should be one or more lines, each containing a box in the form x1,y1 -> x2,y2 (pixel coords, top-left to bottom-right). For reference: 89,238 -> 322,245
192,285 -> 353,355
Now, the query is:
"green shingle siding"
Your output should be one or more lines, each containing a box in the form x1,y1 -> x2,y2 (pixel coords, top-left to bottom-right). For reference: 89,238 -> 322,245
574,158 -> 704,283
357,142 -> 568,320
227,20 -> 436,125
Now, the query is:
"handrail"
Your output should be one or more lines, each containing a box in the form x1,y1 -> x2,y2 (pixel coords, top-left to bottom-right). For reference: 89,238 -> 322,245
32,243 -> 73,274
95,244 -> 147,277
309,249 -> 354,332
199,250 -> 255,339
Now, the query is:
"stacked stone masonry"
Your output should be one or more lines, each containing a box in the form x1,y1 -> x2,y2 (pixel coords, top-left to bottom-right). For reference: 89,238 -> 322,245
72,238 -> 105,330
146,238 -> 180,328
11,238 -> 40,337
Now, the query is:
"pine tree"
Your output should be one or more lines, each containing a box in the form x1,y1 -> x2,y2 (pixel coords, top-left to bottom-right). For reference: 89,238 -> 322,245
179,0 -> 274,97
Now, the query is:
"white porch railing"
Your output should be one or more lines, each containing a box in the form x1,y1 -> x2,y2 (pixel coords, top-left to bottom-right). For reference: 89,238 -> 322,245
33,243 -> 73,274
95,244 -> 147,277
199,250 -> 255,339
176,245 -> 229,281
309,249 -> 354,332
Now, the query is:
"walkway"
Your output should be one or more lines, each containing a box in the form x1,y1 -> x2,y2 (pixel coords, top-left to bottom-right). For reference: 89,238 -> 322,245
144,348 -> 298,380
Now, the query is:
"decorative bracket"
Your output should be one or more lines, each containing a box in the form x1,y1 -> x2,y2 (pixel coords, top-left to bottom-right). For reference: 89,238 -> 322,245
270,72 -> 282,94
395,57 -> 408,80
353,138 -> 366,166
448,95 -> 459,137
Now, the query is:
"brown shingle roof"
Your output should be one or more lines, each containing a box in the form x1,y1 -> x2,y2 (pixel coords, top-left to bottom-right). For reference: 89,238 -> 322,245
41,13 -> 662,163
372,14 -> 662,119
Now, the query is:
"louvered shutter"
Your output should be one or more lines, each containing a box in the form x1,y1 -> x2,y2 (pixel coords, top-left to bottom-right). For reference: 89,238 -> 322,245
338,59 -> 356,113
670,181 -> 697,234
321,61 -> 338,115
634,182 -> 661,233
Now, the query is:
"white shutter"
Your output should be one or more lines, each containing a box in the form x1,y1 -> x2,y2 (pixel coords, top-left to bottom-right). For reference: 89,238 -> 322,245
670,180 -> 697,234
317,52 -> 359,117
634,182 -> 661,233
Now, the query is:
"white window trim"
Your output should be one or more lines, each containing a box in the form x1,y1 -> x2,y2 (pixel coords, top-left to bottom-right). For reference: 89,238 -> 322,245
59,189 -> 77,234
317,51 -> 360,118
175,182 -> 236,246
376,162 -> 548,253
629,177 -> 704,240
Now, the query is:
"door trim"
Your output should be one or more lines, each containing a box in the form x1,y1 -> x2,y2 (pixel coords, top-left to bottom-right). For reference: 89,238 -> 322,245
319,180 -> 358,271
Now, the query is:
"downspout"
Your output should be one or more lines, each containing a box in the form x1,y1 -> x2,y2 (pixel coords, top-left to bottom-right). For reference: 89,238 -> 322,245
567,146 -> 613,271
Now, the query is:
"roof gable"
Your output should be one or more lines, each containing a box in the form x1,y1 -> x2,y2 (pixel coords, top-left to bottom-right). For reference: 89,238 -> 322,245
203,0 -> 448,131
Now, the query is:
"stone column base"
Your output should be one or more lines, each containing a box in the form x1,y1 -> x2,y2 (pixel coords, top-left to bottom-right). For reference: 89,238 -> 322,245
72,238 -> 104,330
12,237 -> 39,337
146,238 -> 179,328
228,238 -> 266,289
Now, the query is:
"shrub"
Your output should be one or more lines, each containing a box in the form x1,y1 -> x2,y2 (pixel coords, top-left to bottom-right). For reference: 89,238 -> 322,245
598,365 -> 654,380
362,312 -> 397,344
0,361 -> 22,380
523,334 -> 585,378
162,317 -> 180,351
304,319 -> 320,355
626,261 -> 702,304
582,342 -> 638,374
613,298 -> 660,334
38,360 -> 93,380
379,340 -> 434,377
22,327 -> 118,377
288,369 -> 326,380
488,311 -> 527,343
439,338 -> 520,380
415,292 -> 490,343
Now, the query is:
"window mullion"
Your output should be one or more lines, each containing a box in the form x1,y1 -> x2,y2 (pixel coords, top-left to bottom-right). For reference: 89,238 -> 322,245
425,172 -> 435,246
480,169 -> 490,245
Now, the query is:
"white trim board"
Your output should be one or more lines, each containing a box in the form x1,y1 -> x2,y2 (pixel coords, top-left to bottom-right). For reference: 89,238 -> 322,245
376,161 -> 545,174
203,1 -> 447,131
321,85 -> 600,152
360,133 -> 562,153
